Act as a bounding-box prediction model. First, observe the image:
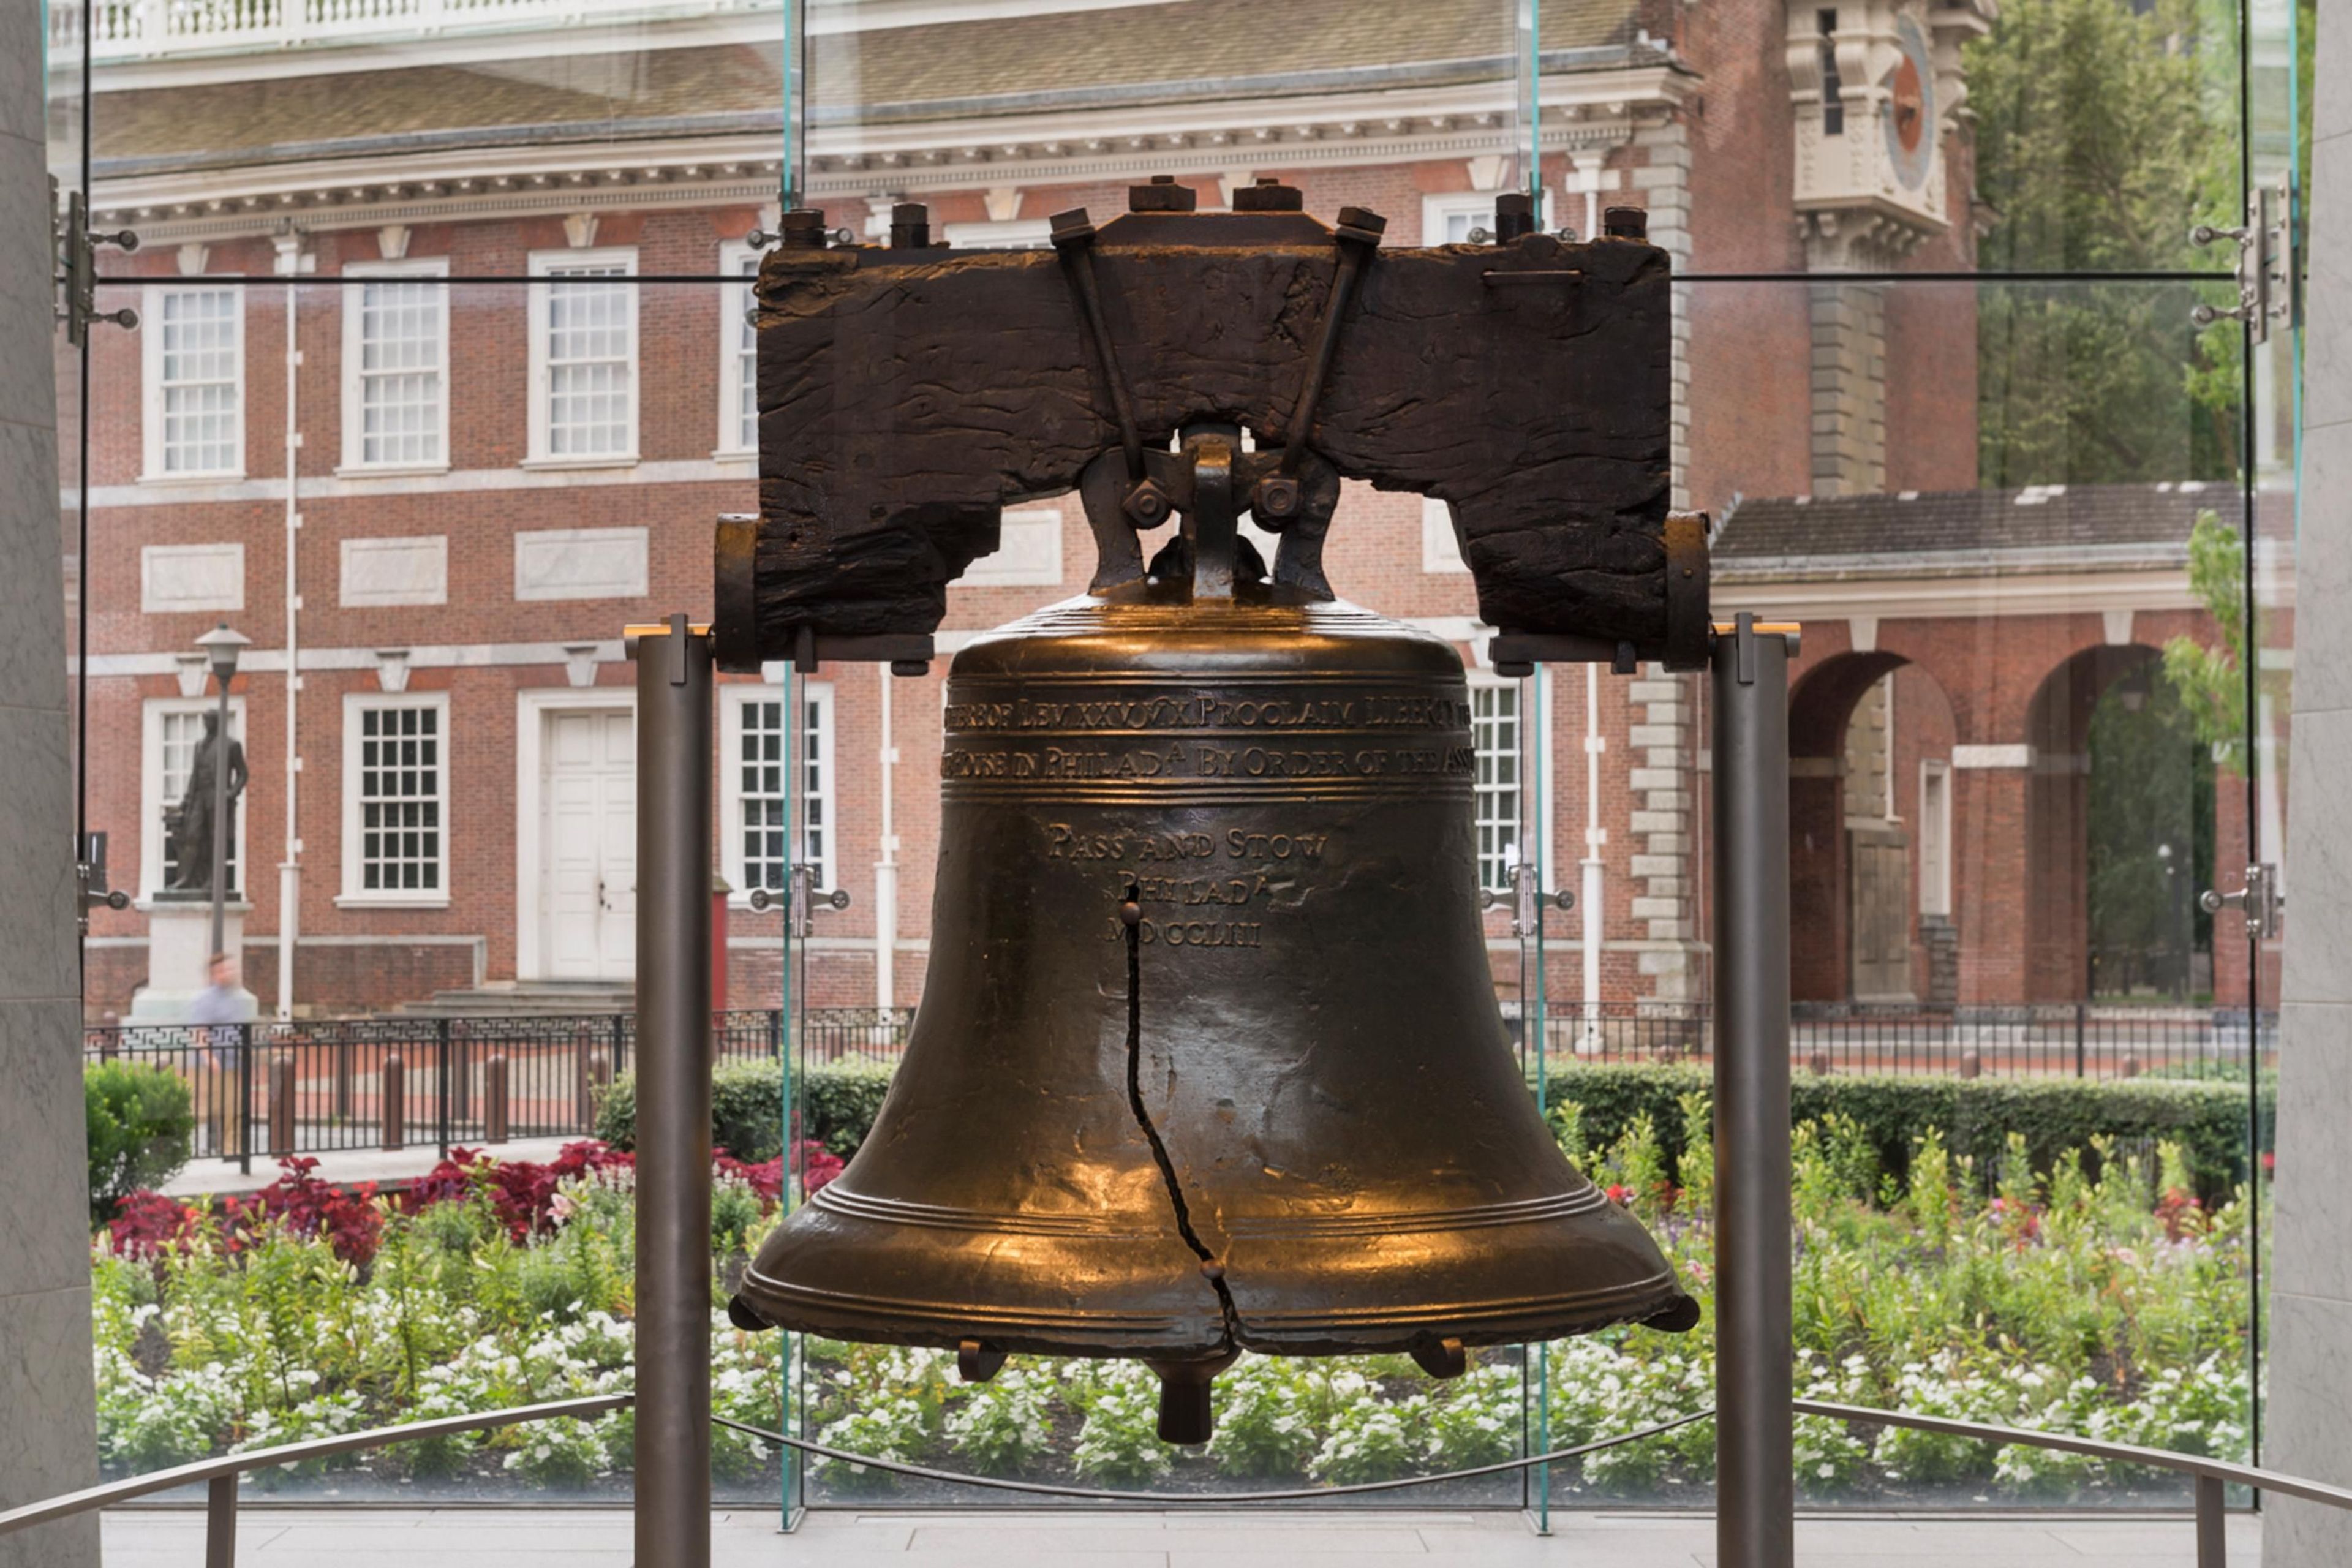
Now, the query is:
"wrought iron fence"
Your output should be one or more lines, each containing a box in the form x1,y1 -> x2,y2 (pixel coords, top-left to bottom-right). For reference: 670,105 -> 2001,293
1529,1001 -> 2279,1080
83,1007 -> 914,1166
87,998 -> 2272,1169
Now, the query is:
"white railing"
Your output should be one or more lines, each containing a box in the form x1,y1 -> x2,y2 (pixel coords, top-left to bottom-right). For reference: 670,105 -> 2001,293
50,0 -> 779,63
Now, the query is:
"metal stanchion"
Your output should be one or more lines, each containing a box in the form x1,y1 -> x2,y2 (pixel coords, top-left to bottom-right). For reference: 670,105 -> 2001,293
632,615 -> 714,1568
1711,612 -> 1795,1568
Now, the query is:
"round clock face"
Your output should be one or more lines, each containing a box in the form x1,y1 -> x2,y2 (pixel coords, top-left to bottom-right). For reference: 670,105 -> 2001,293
1883,13 -> 1936,191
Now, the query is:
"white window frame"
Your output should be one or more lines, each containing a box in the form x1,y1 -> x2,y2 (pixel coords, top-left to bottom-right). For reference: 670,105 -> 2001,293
940,217 -> 1054,249
339,257 -> 450,475
138,696 -> 248,901
141,284 -> 245,481
1420,191 -> 1504,247
717,241 -> 761,459
719,681 -> 836,905
338,690 -> 453,908
1918,757 -> 1953,917
1422,496 -> 1469,574
1466,672 -> 1526,894
526,246 -> 639,467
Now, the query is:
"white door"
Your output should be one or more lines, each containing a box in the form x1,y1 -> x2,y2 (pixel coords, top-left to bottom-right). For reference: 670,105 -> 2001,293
541,709 -> 636,980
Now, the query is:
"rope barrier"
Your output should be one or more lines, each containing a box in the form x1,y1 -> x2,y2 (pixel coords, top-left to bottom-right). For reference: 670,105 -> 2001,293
712,1407 -> 1713,1504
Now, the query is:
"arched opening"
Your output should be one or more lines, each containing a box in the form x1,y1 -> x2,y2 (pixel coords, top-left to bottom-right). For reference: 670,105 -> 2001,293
2024,647 -> 2217,1005
1787,652 -> 1959,1005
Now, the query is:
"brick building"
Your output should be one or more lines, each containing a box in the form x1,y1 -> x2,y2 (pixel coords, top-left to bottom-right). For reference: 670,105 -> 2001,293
68,0 -> 2249,1029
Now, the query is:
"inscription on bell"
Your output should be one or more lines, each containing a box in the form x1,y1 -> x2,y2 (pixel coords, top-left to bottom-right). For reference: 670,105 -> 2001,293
1045,825 -> 1331,862
944,690 -> 1471,733
943,739 -> 1474,782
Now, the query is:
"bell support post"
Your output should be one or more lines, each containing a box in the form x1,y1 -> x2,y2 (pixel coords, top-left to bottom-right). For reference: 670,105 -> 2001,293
629,616 -> 715,1568
1711,613 -> 1797,1568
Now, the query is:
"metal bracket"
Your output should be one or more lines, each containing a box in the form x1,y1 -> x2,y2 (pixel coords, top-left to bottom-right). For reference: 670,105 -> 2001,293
53,179 -> 140,346
2192,178 -> 2296,344
749,864 -> 852,938
2200,862 -> 2283,941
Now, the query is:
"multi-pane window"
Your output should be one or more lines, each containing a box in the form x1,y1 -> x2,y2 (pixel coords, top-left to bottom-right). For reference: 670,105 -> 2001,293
532,252 -> 636,459
356,704 -> 443,893
1472,684 -> 1523,890
349,272 -> 445,466
157,708 -> 239,891
346,699 -> 448,899
152,288 -> 241,475
733,690 -> 832,895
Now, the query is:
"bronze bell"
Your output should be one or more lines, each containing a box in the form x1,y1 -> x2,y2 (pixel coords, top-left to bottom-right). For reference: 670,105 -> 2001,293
731,434 -> 1695,1444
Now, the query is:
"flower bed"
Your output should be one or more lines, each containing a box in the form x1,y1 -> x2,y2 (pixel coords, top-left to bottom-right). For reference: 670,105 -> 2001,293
90,1095 -> 2258,1505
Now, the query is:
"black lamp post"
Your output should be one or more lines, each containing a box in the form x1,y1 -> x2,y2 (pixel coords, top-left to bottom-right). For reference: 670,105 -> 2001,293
194,622 -> 248,957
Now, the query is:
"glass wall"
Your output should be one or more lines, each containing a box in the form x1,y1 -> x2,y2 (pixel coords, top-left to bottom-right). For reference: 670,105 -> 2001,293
49,0 -> 2302,1522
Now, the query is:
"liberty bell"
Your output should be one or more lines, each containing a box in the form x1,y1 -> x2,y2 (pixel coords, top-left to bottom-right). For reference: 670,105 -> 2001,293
720,190 -> 1702,1443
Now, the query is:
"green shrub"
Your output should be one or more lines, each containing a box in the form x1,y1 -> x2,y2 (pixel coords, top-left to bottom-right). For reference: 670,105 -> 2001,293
1548,1063 -> 2266,1203
85,1061 -> 196,1223
594,1060 -> 895,1164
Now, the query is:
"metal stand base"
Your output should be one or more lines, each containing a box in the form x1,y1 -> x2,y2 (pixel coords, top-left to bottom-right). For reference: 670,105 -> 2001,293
631,616 -> 715,1568
1711,613 -> 1795,1568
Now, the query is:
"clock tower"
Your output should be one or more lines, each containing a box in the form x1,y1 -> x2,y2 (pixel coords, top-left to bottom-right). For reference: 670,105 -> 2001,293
1784,0 -> 1992,494
1785,0 -> 1991,266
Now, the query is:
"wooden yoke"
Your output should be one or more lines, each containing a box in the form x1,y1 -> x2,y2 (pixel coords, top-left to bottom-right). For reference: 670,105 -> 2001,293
714,184 -> 1705,672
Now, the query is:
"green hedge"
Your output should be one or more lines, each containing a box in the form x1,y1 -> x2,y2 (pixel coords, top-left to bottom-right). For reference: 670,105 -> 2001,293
595,1059 -> 895,1165
1546,1062 -> 2271,1202
594,1059 -> 2266,1203
86,1061 -> 195,1224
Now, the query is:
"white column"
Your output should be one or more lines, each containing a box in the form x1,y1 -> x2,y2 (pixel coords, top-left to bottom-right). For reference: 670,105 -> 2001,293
2267,13 -> 2352,1559
1578,662 -> 1604,1052
274,235 -> 305,1020
873,663 -> 898,1011
0,0 -> 102,1552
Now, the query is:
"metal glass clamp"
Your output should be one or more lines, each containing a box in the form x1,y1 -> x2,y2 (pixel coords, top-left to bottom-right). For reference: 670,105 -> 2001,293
53,179 -> 140,346
1482,862 -> 1572,939
2200,862 -> 2283,941
2191,178 -> 2297,344
76,830 -> 130,935
748,864 -> 852,937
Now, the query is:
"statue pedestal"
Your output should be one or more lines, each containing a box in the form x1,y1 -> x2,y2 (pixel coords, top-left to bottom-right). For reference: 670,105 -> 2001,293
131,896 -> 257,1022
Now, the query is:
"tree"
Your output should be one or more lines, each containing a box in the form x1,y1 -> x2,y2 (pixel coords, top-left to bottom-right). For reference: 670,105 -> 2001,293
1967,0 -> 2241,488
2160,507 -> 2288,780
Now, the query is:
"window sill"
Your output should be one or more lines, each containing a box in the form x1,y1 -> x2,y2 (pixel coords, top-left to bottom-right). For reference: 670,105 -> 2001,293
138,470 -> 247,486
710,448 -> 756,464
333,462 -> 451,480
519,454 -> 639,472
333,895 -> 453,911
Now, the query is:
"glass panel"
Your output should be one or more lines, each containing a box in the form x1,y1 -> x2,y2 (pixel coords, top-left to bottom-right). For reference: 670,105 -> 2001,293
1605,276 -> 2250,1512
2241,0 -> 2310,1478
82,8 -> 787,282
54,0 -> 2274,1534
78,280 -> 770,1502
796,0 -> 1521,246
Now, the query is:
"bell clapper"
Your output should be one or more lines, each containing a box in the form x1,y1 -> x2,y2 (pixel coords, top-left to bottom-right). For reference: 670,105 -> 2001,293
957,1338 -> 1009,1384
1410,1337 -> 1469,1381
1147,1351 -> 1242,1446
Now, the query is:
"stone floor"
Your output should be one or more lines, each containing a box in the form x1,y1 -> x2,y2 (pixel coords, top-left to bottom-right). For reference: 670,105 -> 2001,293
98,1506 -> 2264,1566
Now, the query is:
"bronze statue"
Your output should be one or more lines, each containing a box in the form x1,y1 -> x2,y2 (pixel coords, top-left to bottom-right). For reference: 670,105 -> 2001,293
170,710 -> 246,894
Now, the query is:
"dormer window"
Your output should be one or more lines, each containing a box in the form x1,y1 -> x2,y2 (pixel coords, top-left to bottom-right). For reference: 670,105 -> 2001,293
1819,9 -> 1845,135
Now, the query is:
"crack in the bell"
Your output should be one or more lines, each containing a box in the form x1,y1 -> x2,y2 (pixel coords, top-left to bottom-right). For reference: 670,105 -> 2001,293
1123,878 -> 1243,1349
